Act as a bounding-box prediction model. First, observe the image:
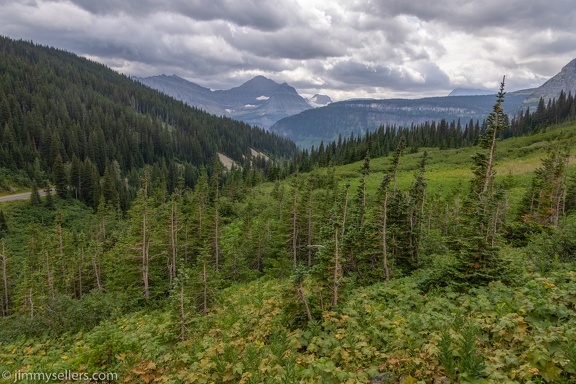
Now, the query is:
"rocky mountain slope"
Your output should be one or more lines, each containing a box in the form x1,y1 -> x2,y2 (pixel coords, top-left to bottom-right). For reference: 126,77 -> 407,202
135,75 -> 312,129
137,58 -> 576,149
526,58 -> 576,103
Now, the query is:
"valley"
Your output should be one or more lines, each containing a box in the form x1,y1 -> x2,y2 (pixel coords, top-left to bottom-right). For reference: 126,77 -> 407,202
1,35 -> 576,383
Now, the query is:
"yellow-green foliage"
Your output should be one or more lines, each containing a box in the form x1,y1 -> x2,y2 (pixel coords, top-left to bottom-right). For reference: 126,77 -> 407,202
2,263 -> 576,383
281,121 -> 576,210
2,122 -> 576,384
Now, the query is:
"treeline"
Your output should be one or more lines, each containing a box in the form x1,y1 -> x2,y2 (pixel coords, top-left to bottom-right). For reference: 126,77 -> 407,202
0,36 -> 298,195
291,90 -> 576,172
1,82 -> 576,336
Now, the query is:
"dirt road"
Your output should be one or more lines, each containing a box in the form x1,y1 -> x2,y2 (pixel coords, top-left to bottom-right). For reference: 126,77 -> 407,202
0,190 -> 48,203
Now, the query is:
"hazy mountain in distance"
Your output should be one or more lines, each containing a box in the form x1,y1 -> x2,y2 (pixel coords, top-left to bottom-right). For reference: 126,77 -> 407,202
448,88 -> 494,96
135,75 -> 311,129
270,58 -> 576,148
134,74 -> 225,115
307,94 -> 332,107
269,94 -> 527,148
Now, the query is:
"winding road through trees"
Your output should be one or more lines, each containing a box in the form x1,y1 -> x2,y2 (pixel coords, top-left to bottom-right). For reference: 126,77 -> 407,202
0,190 -> 49,203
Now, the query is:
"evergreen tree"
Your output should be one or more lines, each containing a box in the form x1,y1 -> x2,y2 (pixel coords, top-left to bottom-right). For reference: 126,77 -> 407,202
80,158 -> 101,209
518,143 -> 570,227
210,159 -> 222,271
373,137 -> 405,281
405,150 -> 428,271
30,181 -> 42,206
313,185 -> 349,309
52,153 -> 68,199
44,185 -> 54,209
170,257 -> 195,341
102,164 -> 119,208
453,78 -> 510,286
191,243 -> 222,315
0,209 -> 8,238
69,155 -> 82,200
221,220 -> 253,283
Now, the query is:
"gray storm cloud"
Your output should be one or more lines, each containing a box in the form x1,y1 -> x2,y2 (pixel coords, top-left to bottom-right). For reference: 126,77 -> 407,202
0,0 -> 574,100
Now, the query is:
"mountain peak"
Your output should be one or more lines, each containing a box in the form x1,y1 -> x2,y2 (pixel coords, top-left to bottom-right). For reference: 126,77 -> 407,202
528,58 -> 576,102
135,74 -> 311,129
308,94 -> 332,107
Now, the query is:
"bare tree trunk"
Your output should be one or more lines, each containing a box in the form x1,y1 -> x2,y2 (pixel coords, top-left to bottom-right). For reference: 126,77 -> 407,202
257,235 -> 262,272
307,195 -> 313,267
169,199 -> 179,290
332,227 -> 340,308
560,154 -> 570,227
482,125 -> 498,195
58,223 -> 64,258
202,259 -> 208,315
92,248 -> 102,290
491,205 -> 499,247
214,203 -> 220,272
184,228 -> 189,264
100,211 -> 106,240
382,191 -> 390,281
298,282 -> 313,322
291,188 -> 298,268
46,250 -> 55,300
142,205 -> 150,301
555,153 -> 570,227
409,207 -> 415,263
29,287 -> 34,319
179,283 -> 186,341
1,240 -> 8,315
361,174 -> 367,227
78,247 -> 83,299
482,76 -> 506,195
341,184 -> 350,238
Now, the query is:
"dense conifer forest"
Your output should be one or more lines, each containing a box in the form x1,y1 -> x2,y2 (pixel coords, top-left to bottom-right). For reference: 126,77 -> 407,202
0,36 -> 298,207
1,36 -> 576,383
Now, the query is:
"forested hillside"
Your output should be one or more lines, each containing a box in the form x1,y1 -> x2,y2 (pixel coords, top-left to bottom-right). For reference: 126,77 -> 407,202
286,87 -> 576,174
1,79 -> 576,382
0,36 -> 298,203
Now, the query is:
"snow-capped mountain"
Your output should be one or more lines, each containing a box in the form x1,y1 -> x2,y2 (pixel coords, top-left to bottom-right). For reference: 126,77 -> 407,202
134,75 -> 311,129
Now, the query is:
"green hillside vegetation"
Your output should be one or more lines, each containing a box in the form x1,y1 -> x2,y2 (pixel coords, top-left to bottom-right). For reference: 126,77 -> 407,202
0,36 -> 298,202
1,78 -> 576,383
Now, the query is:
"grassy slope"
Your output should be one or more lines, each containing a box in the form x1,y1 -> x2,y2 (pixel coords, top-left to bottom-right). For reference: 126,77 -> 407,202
288,121 -> 576,215
1,122 -> 576,383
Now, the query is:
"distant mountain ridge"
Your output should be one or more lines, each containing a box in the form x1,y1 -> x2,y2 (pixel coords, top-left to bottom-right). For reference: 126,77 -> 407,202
138,57 -> 576,149
135,74 -> 312,129
448,88 -> 494,96
268,58 -> 576,148
307,94 -> 332,107
269,94 -> 528,148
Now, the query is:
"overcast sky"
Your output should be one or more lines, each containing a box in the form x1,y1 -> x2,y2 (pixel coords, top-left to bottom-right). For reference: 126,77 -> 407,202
1,0 -> 575,101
